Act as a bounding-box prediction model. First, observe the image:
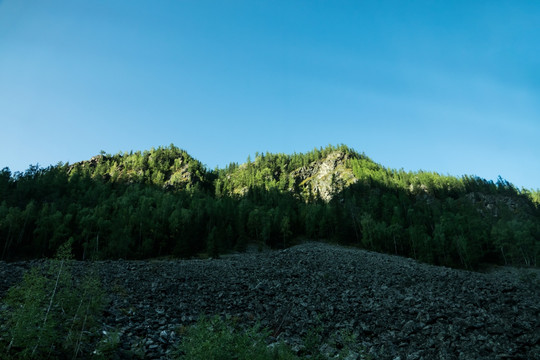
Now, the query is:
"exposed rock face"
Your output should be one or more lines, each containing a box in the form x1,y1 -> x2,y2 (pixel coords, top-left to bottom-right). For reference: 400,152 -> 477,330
466,192 -> 523,217
290,152 -> 357,201
1,243 -> 539,359
67,155 -> 105,174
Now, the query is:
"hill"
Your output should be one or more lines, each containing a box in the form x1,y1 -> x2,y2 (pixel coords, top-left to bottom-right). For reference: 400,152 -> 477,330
0,144 -> 538,269
67,145 -> 209,190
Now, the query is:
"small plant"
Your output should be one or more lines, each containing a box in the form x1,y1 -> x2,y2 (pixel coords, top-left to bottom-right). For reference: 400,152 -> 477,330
174,315 -> 372,360
302,320 -> 325,359
174,315 -> 297,360
93,329 -> 121,359
0,241 -> 106,359
331,329 -> 372,359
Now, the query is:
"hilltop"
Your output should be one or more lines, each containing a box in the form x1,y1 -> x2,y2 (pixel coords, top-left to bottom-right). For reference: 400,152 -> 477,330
0,144 -> 538,269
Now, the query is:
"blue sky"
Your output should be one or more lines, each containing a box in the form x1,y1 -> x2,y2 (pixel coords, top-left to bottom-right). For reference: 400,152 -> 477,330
1,1 -> 539,190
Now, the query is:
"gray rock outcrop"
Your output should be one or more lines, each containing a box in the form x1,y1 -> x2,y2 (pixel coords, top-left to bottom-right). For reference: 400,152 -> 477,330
290,151 -> 357,201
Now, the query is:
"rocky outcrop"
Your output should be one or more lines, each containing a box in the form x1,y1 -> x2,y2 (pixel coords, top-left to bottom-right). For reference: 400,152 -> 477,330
290,151 -> 357,201
466,192 -> 523,217
2,243 -> 539,359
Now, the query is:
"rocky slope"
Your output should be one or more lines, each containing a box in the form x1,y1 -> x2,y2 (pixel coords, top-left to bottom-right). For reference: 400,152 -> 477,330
1,242 -> 539,359
290,151 -> 357,201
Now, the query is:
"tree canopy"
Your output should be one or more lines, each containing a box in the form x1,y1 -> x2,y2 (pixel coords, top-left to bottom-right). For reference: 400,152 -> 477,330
0,144 -> 538,269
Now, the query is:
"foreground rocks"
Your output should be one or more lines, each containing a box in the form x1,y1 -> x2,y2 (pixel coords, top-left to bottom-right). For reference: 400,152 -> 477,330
1,242 -> 539,359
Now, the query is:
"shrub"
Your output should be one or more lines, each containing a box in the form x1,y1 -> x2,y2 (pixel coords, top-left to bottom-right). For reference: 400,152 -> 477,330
174,315 -> 372,360
174,315 -> 297,360
0,242 -> 106,359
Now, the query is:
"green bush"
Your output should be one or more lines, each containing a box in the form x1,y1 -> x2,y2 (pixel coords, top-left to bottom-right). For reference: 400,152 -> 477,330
93,329 -> 121,359
174,315 -> 372,360
174,315 -> 297,360
0,242 -> 106,359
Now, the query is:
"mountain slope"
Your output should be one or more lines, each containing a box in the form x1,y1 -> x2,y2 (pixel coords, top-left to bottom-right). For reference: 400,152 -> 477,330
215,145 -> 379,201
0,144 -> 538,269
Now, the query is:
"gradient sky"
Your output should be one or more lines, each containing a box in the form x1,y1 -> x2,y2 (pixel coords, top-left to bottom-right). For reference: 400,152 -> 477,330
1,1 -> 539,189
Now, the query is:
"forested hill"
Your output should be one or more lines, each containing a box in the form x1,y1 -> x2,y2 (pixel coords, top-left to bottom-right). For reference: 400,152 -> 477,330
0,144 -> 539,269
68,146 -> 209,190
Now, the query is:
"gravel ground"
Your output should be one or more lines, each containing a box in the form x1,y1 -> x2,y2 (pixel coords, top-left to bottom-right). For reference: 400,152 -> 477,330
1,242 -> 539,359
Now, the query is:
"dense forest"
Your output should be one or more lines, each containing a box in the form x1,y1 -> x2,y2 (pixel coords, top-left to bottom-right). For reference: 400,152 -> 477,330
0,144 -> 539,269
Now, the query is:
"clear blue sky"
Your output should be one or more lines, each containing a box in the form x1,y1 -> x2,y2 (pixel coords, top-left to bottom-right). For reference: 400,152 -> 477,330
1,1 -> 539,189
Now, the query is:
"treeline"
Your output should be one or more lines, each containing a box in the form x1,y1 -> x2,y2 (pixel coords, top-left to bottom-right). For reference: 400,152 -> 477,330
0,144 -> 539,269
